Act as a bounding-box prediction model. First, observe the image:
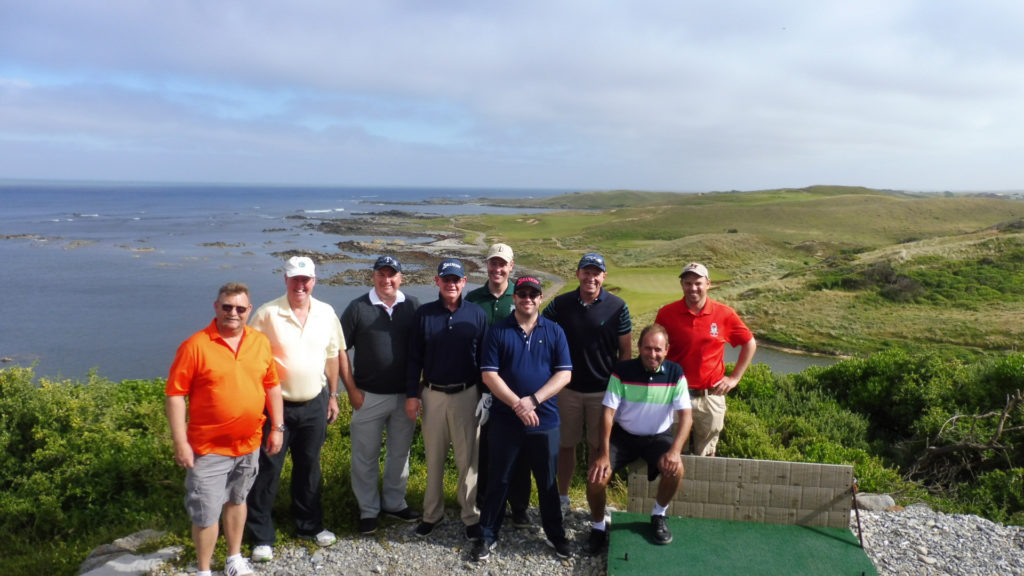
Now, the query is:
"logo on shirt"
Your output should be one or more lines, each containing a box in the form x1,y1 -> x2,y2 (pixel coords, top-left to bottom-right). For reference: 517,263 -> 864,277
710,323 -> 719,337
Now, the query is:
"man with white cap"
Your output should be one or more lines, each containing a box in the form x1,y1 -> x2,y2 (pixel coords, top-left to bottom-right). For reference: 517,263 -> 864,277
246,256 -> 347,561
655,262 -> 756,456
243,254 -> 344,557
465,243 -> 533,528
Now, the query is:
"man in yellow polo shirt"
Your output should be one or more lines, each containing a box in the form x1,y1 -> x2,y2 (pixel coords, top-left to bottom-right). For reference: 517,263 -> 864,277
246,257 -> 347,562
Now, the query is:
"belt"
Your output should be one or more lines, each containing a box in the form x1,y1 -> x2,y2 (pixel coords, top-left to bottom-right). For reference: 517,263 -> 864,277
424,381 -> 472,394
690,387 -> 714,397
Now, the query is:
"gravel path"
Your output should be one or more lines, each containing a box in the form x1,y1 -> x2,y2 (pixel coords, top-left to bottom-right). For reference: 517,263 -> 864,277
152,504 -> 1024,576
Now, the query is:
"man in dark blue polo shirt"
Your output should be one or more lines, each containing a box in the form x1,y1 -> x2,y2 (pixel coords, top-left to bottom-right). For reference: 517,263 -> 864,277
542,252 -> 632,511
473,276 -> 574,562
406,258 -> 488,540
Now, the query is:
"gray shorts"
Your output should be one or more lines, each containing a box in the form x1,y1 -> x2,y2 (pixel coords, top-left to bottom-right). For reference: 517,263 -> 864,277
184,450 -> 259,527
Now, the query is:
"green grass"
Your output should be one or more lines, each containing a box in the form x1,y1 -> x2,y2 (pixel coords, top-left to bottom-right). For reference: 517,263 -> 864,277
448,186 -> 1024,356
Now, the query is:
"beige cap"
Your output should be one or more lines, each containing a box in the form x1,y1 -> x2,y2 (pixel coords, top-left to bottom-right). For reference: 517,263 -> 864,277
678,262 -> 709,279
486,243 -> 514,262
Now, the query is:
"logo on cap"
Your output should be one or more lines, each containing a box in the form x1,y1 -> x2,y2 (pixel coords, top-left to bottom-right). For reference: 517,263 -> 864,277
578,253 -> 606,272
437,258 -> 466,278
373,255 -> 402,273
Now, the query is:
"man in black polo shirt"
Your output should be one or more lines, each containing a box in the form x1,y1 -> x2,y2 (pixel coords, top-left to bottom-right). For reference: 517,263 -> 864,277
406,258 -> 489,540
541,252 -> 632,511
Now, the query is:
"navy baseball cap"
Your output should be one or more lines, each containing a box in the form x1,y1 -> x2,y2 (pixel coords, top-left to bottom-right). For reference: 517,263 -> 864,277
373,255 -> 402,273
577,252 -> 606,272
437,258 -> 466,278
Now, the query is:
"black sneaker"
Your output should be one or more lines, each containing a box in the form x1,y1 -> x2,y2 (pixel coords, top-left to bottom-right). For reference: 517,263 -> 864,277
471,539 -> 495,562
651,514 -> 672,545
465,523 -> 483,540
383,507 -> 422,522
545,537 -> 574,559
415,520 -> 438,537
584,528 -> 608,554
510,509 -> 531,528
357,517 -> 378,535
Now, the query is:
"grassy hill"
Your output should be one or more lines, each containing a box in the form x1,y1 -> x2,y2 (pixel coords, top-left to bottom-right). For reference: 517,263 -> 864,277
452,186 -> 1024,357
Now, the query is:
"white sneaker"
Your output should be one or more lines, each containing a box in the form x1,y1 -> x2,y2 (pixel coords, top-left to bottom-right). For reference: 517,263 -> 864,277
225,556 -> 255,576
251,545 -> 273,563
313,529 -> 337,547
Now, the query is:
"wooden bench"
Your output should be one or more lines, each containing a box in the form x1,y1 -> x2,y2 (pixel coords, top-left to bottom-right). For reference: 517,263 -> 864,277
627,455 -> 854,529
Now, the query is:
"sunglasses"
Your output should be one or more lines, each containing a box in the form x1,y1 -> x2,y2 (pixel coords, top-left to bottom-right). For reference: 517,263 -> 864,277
220,304 -> 250,314
515,291 -> 541,300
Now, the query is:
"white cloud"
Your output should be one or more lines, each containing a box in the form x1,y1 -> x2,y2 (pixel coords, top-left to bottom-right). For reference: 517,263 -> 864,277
2,0 -> 1024,190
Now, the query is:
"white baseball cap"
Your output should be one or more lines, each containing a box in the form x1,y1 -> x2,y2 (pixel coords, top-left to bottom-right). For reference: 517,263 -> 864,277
285,256 -> 316,278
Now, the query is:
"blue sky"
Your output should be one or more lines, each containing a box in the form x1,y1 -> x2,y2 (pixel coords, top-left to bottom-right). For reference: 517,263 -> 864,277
2,1 -> 1023,192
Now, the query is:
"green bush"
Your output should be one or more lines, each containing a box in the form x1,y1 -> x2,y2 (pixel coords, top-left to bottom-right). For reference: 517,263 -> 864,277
0,368 -> 184,576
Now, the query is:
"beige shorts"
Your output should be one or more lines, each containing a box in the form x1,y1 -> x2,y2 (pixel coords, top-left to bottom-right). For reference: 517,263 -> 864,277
558,388 -> 606,450
689,394 -> 727,456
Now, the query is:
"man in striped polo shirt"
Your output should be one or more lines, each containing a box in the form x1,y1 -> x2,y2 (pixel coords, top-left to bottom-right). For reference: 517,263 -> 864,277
584,324 -> 692,553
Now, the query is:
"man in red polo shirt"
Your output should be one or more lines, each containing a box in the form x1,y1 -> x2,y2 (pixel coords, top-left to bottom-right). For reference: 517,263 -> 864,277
655,263 -> 756,456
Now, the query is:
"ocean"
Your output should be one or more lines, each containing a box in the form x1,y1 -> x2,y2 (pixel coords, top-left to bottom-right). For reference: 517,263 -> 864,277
0,181 -> 562,381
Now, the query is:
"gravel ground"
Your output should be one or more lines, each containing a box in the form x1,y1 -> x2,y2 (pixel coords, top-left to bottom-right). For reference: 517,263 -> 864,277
151,503 -> 1024,576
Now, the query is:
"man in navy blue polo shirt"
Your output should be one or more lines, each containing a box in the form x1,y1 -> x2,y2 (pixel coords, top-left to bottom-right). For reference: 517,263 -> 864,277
473,276 -> 574,562
406,258 -> 488,541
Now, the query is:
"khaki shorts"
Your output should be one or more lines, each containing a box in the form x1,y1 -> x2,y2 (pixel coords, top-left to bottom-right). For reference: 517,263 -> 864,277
184,450 -> 259,527
689,394 -> 727,456
558,388 -> 606,450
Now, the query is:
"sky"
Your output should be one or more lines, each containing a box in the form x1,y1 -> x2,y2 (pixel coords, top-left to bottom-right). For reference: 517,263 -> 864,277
2,1 -> 1023,192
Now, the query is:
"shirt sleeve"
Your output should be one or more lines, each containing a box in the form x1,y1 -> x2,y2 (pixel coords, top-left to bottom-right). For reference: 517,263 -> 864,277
617,302 -> 632,335
603,372 -> 623,410
480,327 -> 501,373
165,339 -> 197,396
406,310 -> 426,398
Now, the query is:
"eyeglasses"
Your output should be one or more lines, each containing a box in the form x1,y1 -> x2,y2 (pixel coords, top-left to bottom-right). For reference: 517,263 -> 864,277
220,304 -> 250,314
439,276 -> 463,284
515,291 -> 541,300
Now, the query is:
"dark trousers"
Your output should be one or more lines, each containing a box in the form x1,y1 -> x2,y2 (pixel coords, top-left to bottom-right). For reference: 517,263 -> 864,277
477,421 -> 532,513
246,387 -> 328,545
480,416 -> 564,544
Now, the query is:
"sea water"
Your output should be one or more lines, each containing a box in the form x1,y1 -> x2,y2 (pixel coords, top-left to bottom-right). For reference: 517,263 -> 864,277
0,181 -> 559,381
0,181 -> 834,381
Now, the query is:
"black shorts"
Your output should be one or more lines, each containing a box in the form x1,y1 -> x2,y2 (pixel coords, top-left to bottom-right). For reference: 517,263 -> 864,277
608,423 -> 675,481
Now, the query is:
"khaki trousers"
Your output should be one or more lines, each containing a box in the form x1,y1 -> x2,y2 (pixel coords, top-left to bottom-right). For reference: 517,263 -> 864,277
422,386 -> 481,525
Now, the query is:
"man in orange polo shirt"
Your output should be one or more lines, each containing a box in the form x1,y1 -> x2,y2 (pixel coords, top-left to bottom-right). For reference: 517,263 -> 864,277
166,282 -> 284,576
655,263 -> 756,456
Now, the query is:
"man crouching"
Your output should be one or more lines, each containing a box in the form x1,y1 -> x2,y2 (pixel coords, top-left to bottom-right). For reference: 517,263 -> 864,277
585,323 -> 692,553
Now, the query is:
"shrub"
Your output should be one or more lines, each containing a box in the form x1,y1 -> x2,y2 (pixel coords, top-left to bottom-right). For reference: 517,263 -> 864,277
0,368 -> 184,576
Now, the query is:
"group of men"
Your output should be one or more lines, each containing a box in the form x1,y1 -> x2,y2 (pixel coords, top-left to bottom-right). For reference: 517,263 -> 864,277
165,244 -> 755,574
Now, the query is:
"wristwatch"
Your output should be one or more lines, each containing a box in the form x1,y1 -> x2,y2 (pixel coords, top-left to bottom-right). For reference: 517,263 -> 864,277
329,392 -> 341,398
271,424 -> 286,433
